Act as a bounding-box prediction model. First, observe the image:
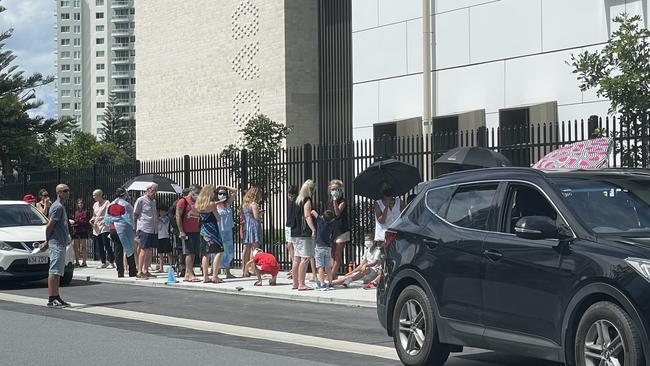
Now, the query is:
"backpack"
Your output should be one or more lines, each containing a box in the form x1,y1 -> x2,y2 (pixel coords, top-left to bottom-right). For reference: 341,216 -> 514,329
168,197 -> 189,233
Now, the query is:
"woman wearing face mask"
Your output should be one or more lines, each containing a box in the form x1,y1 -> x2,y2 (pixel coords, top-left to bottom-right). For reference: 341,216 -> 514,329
215,185 -> 237,279
331,233 -> 381,288
327,179 -> 349,280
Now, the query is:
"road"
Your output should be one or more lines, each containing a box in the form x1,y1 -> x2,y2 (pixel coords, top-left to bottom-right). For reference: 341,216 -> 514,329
0,279 -> 562,366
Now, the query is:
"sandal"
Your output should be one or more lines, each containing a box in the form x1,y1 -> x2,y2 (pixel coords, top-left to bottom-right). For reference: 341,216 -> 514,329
269,280 -> 277,286
254,280 -> 262,286
298,287 -> 313,291
203,279 -> 211,283
184,278 -> 201,283
211,277 -> 224,284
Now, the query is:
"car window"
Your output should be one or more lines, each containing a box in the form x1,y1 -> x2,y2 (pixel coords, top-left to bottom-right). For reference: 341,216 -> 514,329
445,184 -> 498,231
425,186 -> 455,215
0,204 -> 48,227
504,184 -> 558,234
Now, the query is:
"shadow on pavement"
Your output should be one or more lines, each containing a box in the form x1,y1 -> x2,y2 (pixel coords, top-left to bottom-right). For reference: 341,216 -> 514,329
456,351 -> 563,366
73,300 -> 143,309
0,279 -> 102,291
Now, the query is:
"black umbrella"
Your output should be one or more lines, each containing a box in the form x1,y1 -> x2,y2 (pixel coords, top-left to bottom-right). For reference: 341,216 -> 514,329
354,159 -> 422,200
434,147 -> 511,176
122,174 -> 183,194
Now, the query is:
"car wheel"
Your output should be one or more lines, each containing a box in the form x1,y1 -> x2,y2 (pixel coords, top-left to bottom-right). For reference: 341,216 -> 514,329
392,285 -> 449,366
60,263 -> 74,286
575,301 -> 643,366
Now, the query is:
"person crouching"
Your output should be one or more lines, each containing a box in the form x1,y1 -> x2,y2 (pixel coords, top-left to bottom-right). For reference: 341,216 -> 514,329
247,248 -> 278,286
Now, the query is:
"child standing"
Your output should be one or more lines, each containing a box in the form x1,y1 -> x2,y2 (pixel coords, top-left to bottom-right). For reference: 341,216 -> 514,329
157,208 -> 173,273
312,210 -> 336,289
247,248 -> 278,286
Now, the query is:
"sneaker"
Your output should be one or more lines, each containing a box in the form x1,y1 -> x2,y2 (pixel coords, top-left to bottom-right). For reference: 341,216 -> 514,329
342,278 -> 352,288
47,299 -> 70,308
107,263 -> 115,269
327,284 -> 335,291
97,263 -> 108,269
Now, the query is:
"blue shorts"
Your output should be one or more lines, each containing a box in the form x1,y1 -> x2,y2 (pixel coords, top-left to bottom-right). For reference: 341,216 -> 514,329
138,231 -> 158,249
315,246 -> 332,269
48,244 -> 67,276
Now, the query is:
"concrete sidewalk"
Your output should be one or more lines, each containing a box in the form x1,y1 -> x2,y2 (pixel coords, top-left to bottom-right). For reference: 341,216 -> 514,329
72,261 -> 377,308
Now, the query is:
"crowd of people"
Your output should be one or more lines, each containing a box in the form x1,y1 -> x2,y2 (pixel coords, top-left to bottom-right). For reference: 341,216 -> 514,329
25,177 -> 405,306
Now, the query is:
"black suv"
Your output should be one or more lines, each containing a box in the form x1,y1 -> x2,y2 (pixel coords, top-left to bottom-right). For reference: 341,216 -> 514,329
377,168 -> 650,366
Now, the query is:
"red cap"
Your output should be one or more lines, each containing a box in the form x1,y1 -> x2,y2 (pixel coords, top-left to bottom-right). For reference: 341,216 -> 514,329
23,194 -> 36,203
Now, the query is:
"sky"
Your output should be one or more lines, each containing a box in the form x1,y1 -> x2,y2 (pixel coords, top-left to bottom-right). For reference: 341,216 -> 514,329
0,0 -> 56,118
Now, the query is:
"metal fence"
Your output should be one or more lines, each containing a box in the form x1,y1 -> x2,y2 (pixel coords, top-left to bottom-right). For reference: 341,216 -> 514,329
1,116 -> 647,271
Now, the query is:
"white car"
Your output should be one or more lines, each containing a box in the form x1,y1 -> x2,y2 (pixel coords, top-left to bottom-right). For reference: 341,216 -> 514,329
0,200 -> 74,285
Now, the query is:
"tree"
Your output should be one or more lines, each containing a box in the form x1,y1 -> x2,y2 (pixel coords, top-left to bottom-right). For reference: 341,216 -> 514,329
220,114 -> 291,198
101,93 -> 136,160
0,2 -> 74,176
569,13 -> 650,166
48,131 -> 129,169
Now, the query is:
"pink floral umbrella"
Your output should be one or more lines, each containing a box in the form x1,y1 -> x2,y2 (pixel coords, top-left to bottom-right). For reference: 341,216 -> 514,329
533,137 -> 613,171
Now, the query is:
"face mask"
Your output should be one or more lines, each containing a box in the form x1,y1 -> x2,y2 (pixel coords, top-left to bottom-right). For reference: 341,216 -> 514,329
191,193 -> 198,201
381,188 -> 392,197
364,240 -> 374,249
330,190 -> 341,198
217,194 -> 228,201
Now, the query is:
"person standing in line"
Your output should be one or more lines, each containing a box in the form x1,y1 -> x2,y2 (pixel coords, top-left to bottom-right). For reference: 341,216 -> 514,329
195,185 -> 225,283
215,185 -> 237,279
177,184 -> 202,282
39,184 -> 71,307
156,207 -> 173,273
291,180 -> 317,291
134,183 -> 158,279
36,189 -> 51,217
70,198 -> 90,268
91,189 -> 114,269
327,179 -> 350,280
368,181 -> 404,289
104,188 -> 137,278
241,186 -> 263,277
284,185 -> 299,279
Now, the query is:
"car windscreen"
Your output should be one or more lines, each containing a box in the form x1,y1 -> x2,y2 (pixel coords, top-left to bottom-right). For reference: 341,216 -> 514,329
0,204 -> 48,227
550,176 -> 650,235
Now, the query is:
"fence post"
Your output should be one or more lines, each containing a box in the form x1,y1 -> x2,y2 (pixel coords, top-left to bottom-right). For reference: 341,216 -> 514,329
477,127 -> 487,148
136,160 -> 141,176
240,149 -> 248,190
183,155 -> 191,188
303,143 -> 312,179
22,171 -> 28,195
57,168 -> 62,183
92,165 -> 97,189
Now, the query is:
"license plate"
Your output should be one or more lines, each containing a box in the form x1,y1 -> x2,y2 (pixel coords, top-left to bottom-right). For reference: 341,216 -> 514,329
28,256 -> 48,265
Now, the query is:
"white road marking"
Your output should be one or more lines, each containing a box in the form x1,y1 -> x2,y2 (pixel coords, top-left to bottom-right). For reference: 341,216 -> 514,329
0,293 -> 399,361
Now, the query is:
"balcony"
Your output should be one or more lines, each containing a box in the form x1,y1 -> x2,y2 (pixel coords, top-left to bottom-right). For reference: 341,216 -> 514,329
112,85 -> 131,91
111,42 -> 130,50
112,14 -> 132,22
112,70 -> 133,78
111,0 -> 130,8
116,99 -> 131,106
111,57 -> 131,64
111,28 -> 131,35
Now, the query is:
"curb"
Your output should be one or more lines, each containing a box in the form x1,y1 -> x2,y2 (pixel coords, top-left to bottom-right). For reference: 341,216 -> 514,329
72,273 -> 377,308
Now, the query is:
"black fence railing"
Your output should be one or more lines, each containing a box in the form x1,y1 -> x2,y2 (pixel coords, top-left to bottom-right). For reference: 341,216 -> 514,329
1,116 -> 647,270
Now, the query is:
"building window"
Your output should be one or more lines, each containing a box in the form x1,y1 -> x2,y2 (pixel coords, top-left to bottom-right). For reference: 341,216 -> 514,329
96,0 -> 104,5
130,91 -> 136,98
130,64 -> 135,70
96,76 -> 105,83
73,38 -> 80,46
96,115 -> 104,122
130,35 -> 135,43
60,26 -> 70,33
61,103 -> 71,110
73,51 -> 81,59
129,49 -> 135,56
60,90 -> 71,97
60,51 -> 70,58
73,25 -> 80,33
96,89 -> 105,96
73,0 -> 80,7
129,8 -> 135,14
96,50 -> 105,57
60,64 -> 70,71
73,64 -> 81,72
130,78 -> 136,84
60,1 -> 69,6
60,38 -> 70,46
96,63 -> 105,70
61,13 -> 70,20
74,76 -> 81,85
96,12 -> 104,19
74,13 -> 80,20
97,102 -> 105,108
131,105 -> 136,112
96,25 -> 104,32
74,103 -> 81,110
74,90 -> 81,98
96,38 -> 104,45
60,77 -> 71,84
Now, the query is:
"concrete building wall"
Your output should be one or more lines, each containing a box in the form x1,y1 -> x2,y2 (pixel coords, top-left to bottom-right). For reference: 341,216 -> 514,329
135,0 -> 320,160
352,0 -> 648,140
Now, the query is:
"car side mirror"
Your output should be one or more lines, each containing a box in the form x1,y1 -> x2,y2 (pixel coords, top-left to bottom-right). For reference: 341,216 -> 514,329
515,216 -> 572,240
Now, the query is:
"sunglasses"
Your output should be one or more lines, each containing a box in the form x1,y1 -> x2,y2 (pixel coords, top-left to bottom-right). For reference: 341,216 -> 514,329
61,189 -> 70,193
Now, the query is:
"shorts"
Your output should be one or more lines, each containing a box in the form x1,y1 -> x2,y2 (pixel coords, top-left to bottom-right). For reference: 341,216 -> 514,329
315,246 -> 332,268
48,244 -> 67,276
362,267 -> 379,284
182,232 -> 201,255
137,231 -> 158,249
158,238 -> 172,254
334,231 -> 350,243
294,237 -> 315,258
259,264 -> 279,277
284,226 -> 293,244
72,231 -> 89,240
200,236 -> 224,255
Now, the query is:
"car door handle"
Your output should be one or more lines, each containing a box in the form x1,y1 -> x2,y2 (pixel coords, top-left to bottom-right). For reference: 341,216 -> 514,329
483,249 -> 503,261
422,238 -> 439,248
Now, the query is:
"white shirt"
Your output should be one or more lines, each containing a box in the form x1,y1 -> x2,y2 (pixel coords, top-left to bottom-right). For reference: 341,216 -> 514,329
92,200 -> 109,235
158,217 -> 170,239
375,197 -> 401,241
363,247 -> 381,269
